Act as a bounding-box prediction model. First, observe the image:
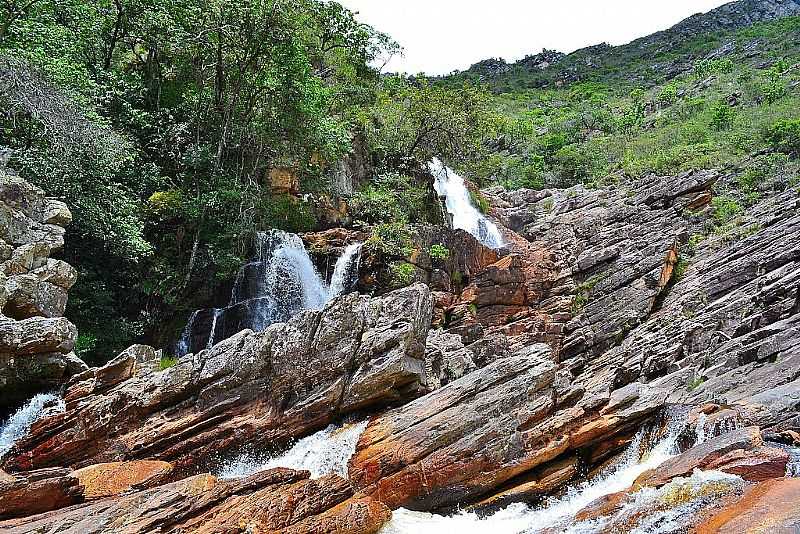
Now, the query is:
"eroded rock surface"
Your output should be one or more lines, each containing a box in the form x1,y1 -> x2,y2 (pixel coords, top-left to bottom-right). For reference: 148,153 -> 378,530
0,171 -> 85,411
0,468 -> 391,534
3,284 -> 433,472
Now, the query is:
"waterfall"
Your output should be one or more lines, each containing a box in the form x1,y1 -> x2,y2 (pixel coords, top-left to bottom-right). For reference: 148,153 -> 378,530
176,230 -> 358,356
217,420 -> 368,480
329,242 -> 362,298
380,410 -> 715,534
0,393 -> 65,458
430,158 -> 505,249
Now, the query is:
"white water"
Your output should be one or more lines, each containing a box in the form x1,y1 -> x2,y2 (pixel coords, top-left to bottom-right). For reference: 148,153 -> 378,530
381,413 -> 687,534
329,242 -> 362,298
177,231 -> 363,355
218,420 -> 368,480
0,393 -> 65,458
430,158 -> 505,249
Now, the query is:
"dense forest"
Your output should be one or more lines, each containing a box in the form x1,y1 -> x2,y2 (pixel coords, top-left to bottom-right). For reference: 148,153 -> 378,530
2,1 -> 799,365
0,0 -> 496,363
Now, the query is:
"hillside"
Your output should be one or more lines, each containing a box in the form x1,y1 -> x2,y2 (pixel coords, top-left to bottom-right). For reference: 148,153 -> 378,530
1,1 -> 799,533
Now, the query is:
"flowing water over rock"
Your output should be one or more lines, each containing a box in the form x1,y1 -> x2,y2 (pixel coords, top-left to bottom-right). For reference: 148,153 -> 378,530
177,231 -> 361,356
329,242 -> 363,298
430,158 -> 505,249
218,420 -> 368,480
0,393 -> 65,457
379,411 -> 734,534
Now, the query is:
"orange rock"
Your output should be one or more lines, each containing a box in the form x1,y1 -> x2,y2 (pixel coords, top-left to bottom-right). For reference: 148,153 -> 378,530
694,478 -> 800,533
73,460 -> 173,499
269,166 -> 299,195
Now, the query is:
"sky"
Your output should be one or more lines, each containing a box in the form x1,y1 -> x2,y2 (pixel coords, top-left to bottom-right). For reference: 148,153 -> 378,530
338,0 -> 732,75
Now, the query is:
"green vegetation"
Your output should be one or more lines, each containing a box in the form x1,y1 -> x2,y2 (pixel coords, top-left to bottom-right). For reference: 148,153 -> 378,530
390,262 -> 415,288
159,355 -> 179,371
366,223 -> 416,259
572,274 -> 606,313
429,244 -> 451,261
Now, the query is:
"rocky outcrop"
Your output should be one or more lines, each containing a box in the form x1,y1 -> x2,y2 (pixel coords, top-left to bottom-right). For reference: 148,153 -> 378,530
0,468 -> 82,519
694,477 -> 800,533
3,284 -> 433,472
349,344 -> 668,510
0,468 -> 391,534
0,170 -> 85,411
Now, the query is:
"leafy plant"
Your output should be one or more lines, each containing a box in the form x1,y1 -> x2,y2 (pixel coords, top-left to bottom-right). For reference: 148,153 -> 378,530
159,355 -> 179,371
429,244 -> 451,261
390,262 -> 415,288
367,223 -> 415,258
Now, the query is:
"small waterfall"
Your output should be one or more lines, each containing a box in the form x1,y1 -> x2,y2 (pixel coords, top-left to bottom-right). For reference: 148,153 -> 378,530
0,393 -> 65,458
380,411 -> 690,534
176,230 -> 357,356
329,242 -> 362,298
430,158 -> 505,249
218,420 -> 368,480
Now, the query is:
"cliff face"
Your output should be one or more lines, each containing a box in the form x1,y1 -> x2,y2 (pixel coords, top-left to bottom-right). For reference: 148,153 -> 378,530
0,169 -> 86,412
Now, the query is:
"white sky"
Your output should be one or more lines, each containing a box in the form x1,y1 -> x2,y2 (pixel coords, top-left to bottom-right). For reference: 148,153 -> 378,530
339,0 -> 732,75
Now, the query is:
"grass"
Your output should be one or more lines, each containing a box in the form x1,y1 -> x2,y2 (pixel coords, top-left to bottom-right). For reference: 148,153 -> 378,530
159,355 -> 179,370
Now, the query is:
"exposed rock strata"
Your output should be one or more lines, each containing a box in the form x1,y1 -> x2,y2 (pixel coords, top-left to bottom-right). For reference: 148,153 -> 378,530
0,468 -> 391,534
3,284 -> 433,472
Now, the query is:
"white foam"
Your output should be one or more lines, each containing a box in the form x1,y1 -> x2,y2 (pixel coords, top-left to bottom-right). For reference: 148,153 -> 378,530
218,420 -> 368,480
0,393 -> 65,458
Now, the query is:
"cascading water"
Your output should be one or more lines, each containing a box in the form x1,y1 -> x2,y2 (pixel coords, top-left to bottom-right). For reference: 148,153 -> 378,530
0,393 -> 65,458
177,231 -> 361,356
430,158 -> 505,249
329,242 -> 362,298
380,410 -> 739,534
217,421 -> 368,480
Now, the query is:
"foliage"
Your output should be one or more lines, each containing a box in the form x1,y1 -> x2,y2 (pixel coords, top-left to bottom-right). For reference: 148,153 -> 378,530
712,195 -> 743,225
159,355 -> 179,371
350,173 -> 432,224
389,262 -> 415,288
764,118 -> 800,156
469,190 -> 490,214
366,222 -> 415,258
429,244 -> 450,261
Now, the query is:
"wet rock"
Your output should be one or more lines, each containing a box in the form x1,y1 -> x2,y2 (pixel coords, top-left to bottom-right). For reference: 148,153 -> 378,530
0,469 -> 391,534
635,427 -> 764,488
694,477 -> 800,533
350,344 -> 666,510
3,285 -> 432,472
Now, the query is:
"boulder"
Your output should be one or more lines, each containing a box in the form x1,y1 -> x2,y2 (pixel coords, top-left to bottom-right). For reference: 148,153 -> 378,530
349,343 -> 666,510
635,427 -> 767,488
0,468 -> 82,520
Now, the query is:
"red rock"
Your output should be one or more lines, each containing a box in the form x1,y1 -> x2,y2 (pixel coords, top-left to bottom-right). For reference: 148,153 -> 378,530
0,468 -> 81,520
72,460 -> 173,499
705,446 -> 789,482
694,478 -> 800,533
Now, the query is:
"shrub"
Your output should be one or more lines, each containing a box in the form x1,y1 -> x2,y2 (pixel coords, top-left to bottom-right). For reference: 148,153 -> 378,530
74,333 -> 98,359
159,355 -> 179,370
710,102 -> 735,131
712,195 -> 743,225
367,222 -> 415,258
469,190 -> 490,214
657,83 -> 679,107
429,244 -> 450,261
390,262 -> 415,288
764,118 -> 800,156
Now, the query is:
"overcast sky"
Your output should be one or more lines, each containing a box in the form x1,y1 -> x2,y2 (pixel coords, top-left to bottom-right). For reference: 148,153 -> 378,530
339,0 -> 732,75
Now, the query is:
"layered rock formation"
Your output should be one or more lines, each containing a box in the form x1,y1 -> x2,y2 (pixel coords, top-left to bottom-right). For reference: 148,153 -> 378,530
3,284 -> 432,472
0,170 -> 85,411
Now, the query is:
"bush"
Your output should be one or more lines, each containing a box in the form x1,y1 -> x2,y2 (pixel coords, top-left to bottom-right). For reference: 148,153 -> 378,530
390,262 -> 415,288
74,333 -> 97,360
159,355 -> 179,370
712,195 -> 743,225
710,102 -> 735,131
764,118 -> 800,156
429,244 -> 450,261
367,222 -> 415,258
469,190 -> 490,214
350,173 -> 431,225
